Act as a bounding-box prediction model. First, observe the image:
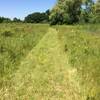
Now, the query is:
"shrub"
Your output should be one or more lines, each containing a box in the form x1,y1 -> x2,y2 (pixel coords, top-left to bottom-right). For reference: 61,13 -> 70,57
1,31 -> 13,37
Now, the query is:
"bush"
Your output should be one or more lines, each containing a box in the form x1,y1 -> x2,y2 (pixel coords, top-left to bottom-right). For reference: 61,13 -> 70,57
24,12 -> 49,23
1,31 -> 13,37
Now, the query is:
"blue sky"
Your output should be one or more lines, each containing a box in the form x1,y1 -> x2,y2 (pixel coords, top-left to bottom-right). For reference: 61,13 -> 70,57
0,0 -> 56,19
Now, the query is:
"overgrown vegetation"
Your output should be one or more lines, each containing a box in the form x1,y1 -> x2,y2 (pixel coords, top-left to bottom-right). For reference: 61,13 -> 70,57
0,17 -> 22,23
56,24 -> 100,100
0,23 -> 49,89
0,23 -> 100,100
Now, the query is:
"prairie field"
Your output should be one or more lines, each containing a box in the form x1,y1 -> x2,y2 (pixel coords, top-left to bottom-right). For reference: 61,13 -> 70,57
0,23 -> 100,100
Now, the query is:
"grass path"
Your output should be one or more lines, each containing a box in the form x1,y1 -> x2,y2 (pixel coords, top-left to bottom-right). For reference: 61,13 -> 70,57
2,28 -> 81,100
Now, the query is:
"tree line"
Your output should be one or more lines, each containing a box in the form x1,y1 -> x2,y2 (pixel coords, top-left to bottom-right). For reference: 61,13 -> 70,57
0,0 -> 100,25
24,10 -> 50,23
50,0 -> 100,25
0,17 -> 22,23
0,10 -> 50,23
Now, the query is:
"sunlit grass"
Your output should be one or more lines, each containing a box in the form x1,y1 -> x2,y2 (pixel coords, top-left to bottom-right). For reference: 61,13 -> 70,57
56,24 -> 100,100
0,23 -> 100,100
0,23 -> 49,87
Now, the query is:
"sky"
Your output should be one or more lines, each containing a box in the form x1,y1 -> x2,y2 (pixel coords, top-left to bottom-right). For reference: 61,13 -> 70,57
0,0 -> 56,20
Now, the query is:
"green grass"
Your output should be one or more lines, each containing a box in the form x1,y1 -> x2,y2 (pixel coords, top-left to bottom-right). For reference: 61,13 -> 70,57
56,24 -> 100,100
0,23 -> 100,100
0,23 -> 49,86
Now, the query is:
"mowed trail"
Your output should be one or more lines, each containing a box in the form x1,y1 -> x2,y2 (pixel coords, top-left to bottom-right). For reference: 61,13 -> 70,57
4,28 -> 81,100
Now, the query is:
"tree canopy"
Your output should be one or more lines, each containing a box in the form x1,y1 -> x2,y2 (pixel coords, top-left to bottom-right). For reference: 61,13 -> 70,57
24,10 -> 50,23
0,17 -> 11,23
49,0 -> 100,25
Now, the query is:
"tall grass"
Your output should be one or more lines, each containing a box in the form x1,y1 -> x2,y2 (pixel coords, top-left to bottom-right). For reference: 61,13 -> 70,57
56,24 -> 100,100
0,23 -> 49,88
0,23 -> 100,100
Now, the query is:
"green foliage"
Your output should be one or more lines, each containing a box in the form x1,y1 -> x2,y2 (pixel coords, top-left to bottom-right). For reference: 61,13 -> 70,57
49,12 -> 64,25
50,0 -> 100,25
50,0 -> 82,25
0,17 -> 23,23
80,0 -> 96,23
24,10 -> 50,23
0,17 -> 11,23
13,17 -> 22,22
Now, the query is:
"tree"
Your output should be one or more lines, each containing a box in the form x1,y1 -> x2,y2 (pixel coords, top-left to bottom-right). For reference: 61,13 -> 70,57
0,17 -> 4,23
81,0 -> 95,23
0,17 -> 11,23
49,0 -> 82,25
94,0 -> 100,23
24,11 -> 49,23
45,9 -> 50,21
13,17 -> 22,22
